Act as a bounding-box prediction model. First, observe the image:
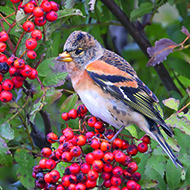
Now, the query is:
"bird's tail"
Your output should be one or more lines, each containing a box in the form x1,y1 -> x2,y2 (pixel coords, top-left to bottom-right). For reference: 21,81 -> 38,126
146,119 -> 183,168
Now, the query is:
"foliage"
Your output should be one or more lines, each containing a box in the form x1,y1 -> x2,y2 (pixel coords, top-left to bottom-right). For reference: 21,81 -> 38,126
0,0 -> 190,189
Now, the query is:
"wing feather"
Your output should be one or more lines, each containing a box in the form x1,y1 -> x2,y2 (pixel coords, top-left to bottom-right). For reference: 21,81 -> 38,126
86,60 -> 173,137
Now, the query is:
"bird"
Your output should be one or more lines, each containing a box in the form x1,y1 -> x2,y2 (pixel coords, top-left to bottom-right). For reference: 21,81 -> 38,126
56,30 -> 183,168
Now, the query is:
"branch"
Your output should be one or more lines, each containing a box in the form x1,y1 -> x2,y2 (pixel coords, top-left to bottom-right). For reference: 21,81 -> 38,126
100,0 -> 182,95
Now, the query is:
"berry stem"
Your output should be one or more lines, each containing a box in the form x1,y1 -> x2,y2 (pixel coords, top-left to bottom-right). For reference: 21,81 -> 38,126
19,114 -> 35,150
19,49 -> 28,59
0,13 -> 11,26
13,31 -> 25,55
4,12 -> 16,19
178,101 -> 190,113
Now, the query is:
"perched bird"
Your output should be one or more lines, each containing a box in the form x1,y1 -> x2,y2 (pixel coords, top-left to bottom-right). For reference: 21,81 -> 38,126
56,30 -> 183,168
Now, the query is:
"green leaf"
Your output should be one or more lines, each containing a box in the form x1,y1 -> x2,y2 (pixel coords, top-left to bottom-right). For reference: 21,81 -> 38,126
130,2 -> 153,21
0,122 -> 14,140
60,93 -> 78,113
14,149 -> 35,190
166,159 -> 181,189
30,101 -> 45,123
46,88 -> 62,104
64,0 -> 76,9
166,111 -> 190,136
43,72 -> 68,87
37,57 -> 56,77
141,179 -> 158,189
162,98 -> 179,111
0,138 -> 13,167
57,8 -> 84,19
125,124 -> 138,138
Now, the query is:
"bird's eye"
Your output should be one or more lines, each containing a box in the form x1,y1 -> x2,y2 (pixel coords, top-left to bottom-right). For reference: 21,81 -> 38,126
75,49 -> 83,55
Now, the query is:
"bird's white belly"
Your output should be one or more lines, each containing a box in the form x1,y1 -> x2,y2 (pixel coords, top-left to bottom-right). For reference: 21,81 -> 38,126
77,89 -> 120,128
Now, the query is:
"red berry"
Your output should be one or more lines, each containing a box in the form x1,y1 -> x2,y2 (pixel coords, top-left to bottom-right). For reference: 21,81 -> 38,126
70,146 -> 81,157
20,65 -> 32,77
132,172 -> 141,182
103,179 -> 112,188
123,169 -> 132,180
103,152 -> 114,163
76,135 -> 86,146
88,116 -> 97,127
44,172 -> 52,183
91,138 -> 100,149
137,142 -> 148,153
0,42 -> 6,52
46,159 -> 56,169
127,162 -> 138,174
25,38 -> 37,50
9,67 -> 17,76
100,141 -> 111,152
121,139 -> 129,150
0,91 -> 12,102
50,1 -> 59,11
64,128 -> 74,140
0,54 -> 7,62
85,153 -> 95,165
33,6 -> 44,17
61,112 -> 70,121
14,59 -> 25,69
77,104 -> 88,115
103,163 -> 113,173
87,169 -> 99,181
112,166 -> 123,177
34,16 -> 47,26
86,131 -> 95,140
23,21 -> 35,32
111,176 -> 122,186
50,169 -> 60,183
31,29 -> 42,40
104,129 -> 115,140
7,56 -> 15,66
24,2 -> 35,13
75,183 -> 86,190
92,159 -> 104,171
62,175 -> 70,187
70,163 -> 80,175
57,184 -> 65,190
68,183 -> 76,190
114,151 -> 126,163
2,79 -> 14,91
0,85 -> 2,93
45,10 -> 58,22
142,135 -> 151,144
126,180 -> 137,190
102,172 -> 111,180
85,179 -> 96,189
27,50 -> 37,59
41,147 -> 52,158
94,121 -> 103,130
112,138 -> 123,149
29,68 -> 38,80
41,1 -> 52,12
68,109 -> 77,119
81,163 -> 91,174
12,77 -> 23,88
93,149 -> 104,160
39,158 -> 47,169
127,144 -> 138,156
47,132 -> 58,143
0,31 -> 8,42
61,152 -> 73,162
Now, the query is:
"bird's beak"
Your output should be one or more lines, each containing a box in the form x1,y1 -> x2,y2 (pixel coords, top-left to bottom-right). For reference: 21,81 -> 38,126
56,51 -> 73,62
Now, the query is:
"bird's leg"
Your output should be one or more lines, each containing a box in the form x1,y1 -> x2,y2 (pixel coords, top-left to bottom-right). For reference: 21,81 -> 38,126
106,125 -> 126,143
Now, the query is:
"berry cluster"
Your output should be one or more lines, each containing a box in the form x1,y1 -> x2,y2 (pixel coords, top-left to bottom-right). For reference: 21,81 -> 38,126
33,105 -> 151,190
0,32 -> 38,102
0,0 -> 59,102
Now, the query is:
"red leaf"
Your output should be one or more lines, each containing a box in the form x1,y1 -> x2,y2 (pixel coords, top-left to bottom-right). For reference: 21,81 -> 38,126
147,38 -> 177,67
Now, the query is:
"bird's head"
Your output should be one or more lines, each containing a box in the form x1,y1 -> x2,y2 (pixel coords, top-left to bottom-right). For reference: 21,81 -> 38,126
56,31 -> 104,70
